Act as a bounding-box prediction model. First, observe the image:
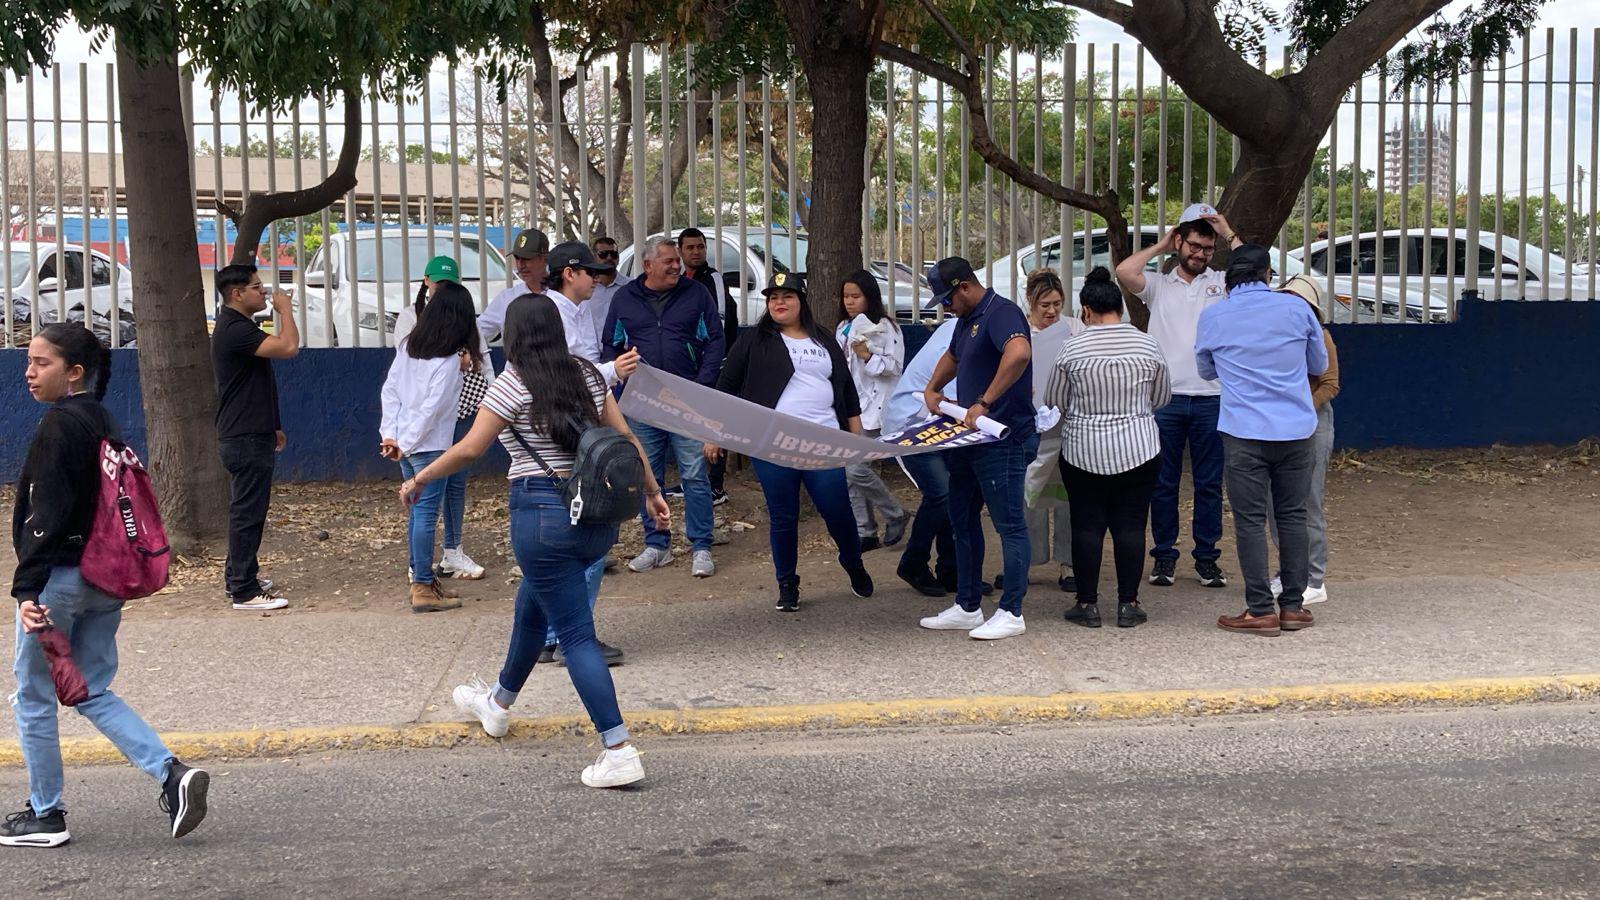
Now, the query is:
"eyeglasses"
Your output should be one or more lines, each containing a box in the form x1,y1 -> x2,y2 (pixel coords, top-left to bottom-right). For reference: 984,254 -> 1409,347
1181,240 -> 1216,257
595,249 -> 619,260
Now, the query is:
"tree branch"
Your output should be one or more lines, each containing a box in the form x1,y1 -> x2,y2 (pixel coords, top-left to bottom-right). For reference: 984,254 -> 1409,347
1291,0 -> 1453,112
228,88 -> 361,265
1050,0 -> 1133,29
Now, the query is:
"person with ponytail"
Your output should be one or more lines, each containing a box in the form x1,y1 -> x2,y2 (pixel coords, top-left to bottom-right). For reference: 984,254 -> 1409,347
1029,268 -> 1171,629
5,324 -> 210,848
400,294 -> 668,789
834,270 -> 909,552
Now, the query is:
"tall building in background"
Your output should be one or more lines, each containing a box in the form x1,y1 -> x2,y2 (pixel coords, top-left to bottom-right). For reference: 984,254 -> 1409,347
1383,92 -> 1455,201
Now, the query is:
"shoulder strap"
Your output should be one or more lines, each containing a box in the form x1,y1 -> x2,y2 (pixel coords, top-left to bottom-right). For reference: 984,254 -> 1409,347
506,424 -> 562,481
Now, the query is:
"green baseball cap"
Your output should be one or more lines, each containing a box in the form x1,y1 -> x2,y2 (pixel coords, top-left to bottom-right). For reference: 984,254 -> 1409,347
424,255 -> 460,283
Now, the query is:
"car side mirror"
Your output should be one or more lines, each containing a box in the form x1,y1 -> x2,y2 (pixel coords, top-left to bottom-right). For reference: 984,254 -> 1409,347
302,269 -> 326,288
36,277 -> 59,294
1499,262 -> 1524,277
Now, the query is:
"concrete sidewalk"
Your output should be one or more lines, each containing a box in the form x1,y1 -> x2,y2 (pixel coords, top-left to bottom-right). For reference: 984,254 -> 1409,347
3,568 -> 1597,753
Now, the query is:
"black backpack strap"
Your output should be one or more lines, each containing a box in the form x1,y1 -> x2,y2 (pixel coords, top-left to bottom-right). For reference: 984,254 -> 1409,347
505,423 -> 562,481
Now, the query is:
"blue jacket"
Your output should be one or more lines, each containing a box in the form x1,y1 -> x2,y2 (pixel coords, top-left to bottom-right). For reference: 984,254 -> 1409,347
602,276 -> 725,387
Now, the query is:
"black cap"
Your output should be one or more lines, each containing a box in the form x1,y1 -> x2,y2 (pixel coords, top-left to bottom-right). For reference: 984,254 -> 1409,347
926,256 -> 979,306
761,271 -> 807,298
547,240 -> 616,275
1226,243 -> 1273,274
509,228 -> 551,260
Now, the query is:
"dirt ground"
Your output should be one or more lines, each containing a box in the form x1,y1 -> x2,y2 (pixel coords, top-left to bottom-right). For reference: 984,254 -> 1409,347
1,442 -> 1596,619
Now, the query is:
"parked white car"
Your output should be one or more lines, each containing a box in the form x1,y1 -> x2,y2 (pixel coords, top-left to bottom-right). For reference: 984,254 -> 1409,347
3,241 -> 137,346
1291,228 -> 1590,307
616,226 -> 933,325
299,229 -> 511,347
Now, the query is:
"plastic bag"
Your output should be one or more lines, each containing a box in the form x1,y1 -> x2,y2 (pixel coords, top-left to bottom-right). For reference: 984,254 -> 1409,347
34,627 -> 88,707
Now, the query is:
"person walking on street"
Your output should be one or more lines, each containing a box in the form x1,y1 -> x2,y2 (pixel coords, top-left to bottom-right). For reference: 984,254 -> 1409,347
1021,268 -> 1083,594
1269,275 -> 1340,606
1114,203 -> 1241,590
602,236 -> 725,578
380,282 -> 486,614
1195,245 -> 1329,637
211,264 -> 297,611
403,295 -> 669,788
394,255 -> 491,583
4,324 -> 210,847
886,317 -> 963,598
835,270 -> 910,552
712,273 -> 875,611
536,241 -> 641,665
1029,269 -> 1171,629
678,227 -> 734,507
479,227 -> 550,345
917,257 -> 1036,641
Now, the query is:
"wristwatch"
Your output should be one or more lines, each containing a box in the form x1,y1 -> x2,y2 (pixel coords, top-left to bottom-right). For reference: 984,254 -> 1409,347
972,398 -> 990,410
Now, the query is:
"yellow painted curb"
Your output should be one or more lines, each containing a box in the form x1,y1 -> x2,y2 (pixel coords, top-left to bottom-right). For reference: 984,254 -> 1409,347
4,673 -> 1598,769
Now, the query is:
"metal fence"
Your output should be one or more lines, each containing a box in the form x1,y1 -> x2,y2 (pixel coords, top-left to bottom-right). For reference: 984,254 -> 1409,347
3,30 -> 1597,348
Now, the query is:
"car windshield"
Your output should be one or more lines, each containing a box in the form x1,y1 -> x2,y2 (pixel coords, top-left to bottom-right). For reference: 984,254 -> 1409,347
352,236 -> 507,282
748,232 -> 810,273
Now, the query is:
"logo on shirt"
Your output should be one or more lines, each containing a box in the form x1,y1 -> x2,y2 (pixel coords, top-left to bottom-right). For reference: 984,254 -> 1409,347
1205,284 -> 1224,297
970,323 -> 980,337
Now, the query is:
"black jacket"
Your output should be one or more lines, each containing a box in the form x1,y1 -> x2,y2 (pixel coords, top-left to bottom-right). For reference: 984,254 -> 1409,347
12,395 -> 118,604
716,326 -> 862,430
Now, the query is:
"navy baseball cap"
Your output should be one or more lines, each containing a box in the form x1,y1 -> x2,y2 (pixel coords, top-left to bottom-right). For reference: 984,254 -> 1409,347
761,271 -> 807,299
927,256 -> 979,307
548,240 -> 615,275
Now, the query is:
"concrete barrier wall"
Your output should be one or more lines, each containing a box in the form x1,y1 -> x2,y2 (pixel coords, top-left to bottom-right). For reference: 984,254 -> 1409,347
2,300 -> 1595,484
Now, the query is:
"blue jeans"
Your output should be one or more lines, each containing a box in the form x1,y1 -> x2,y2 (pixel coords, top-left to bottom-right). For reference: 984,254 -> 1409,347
441,417 -> 472,550
12,567 -> 174,812
399,450 -> 446,584
898,452 -> 956,580
1150,394 -> 1225,564
750,460 -> 863,584
546,555 -> 606,647
495,477 -> 627,745
628,418 -> 713,552
946,431 -> 1037,615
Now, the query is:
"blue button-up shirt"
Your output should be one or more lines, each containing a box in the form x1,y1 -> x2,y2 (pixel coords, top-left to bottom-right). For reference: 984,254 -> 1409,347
1194,281 -> 1329,441
884,319 -> 959,434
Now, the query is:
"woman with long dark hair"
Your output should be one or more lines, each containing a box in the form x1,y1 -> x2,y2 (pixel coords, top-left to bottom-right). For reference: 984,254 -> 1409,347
401,294 -> 668,788
834,270 -> 909,551
5,324 -> 209,848
380,282 -> 484,613
1029,268 -> 1171,629
712,273 -> 875,612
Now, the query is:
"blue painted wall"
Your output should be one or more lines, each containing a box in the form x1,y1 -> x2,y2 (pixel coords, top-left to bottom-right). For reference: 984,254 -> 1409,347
2,299 -> 1595,483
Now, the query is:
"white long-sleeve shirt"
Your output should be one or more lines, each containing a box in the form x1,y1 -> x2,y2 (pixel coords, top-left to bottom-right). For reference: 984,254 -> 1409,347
549,287 -> 619,385
836,315 -> 905,431
380,340 -> 466,455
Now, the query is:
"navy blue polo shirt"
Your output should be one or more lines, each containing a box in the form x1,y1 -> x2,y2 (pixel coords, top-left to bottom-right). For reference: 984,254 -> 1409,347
948,289 -> 1034,434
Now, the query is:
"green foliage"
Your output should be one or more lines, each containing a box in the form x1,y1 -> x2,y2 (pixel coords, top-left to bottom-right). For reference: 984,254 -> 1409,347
1286,0 -> 1547,89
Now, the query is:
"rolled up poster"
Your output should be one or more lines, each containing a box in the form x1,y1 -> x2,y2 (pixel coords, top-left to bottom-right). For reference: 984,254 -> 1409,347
937,401 -> 1010,440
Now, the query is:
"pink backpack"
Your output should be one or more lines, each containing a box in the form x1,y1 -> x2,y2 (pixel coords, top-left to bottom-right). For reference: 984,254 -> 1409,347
79,437 -> 171,599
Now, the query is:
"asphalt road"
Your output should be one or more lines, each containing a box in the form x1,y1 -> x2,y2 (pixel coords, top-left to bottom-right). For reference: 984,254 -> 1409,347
2,704 -> 1598,898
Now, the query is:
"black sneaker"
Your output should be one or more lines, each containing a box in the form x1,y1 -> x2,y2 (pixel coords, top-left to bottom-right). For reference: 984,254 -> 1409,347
937,568 -> 959,594
992,573 -> 1005,590
221,577 -> 274,601
556,641 -> 625,667
662,484 -> 684,500
897,565 -> 947,598
1117,601 -> 1148,628
1149,559 -> 1177,586
0,804 -> 69,848
846,564 -> 874,599
538,643 -> 560,665
1058,573 -> 1077,594
161,760 -> 210,839
858,535 -> 882,553
776,577 -> 800,612
882,515 -> 909,548
711,489 -> 730,507
1064,602 -> 1102,628
1196,561 -> 1228,588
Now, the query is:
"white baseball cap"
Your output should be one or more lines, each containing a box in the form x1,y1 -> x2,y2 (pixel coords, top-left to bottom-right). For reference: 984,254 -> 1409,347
1178,202 -> 1218,224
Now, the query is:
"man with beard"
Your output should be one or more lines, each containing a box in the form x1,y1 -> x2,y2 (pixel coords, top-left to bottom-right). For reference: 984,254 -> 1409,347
1114,203 -> 1241,592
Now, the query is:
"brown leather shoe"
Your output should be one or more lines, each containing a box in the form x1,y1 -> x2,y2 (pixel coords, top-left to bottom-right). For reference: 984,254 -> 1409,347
411,582 -> 462,613
1279,608 -> 1314,631
1218,611 -> 1281,636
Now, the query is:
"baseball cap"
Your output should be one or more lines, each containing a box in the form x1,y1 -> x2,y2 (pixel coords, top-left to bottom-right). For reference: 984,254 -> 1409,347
423,255 -> 459,283
547,240 -> 615,275
509,228 -> 551,260
761,271 -> 807,298
926,256 -> 979,307
1226,243 -> 1273,275
1178,202 -> 1219,225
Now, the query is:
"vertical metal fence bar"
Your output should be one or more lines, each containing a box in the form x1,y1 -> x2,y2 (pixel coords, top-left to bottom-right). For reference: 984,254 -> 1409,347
1464,66 -> 1484,307
913,59 -> 924,320
291,102 -> 307,340
1108,44 -> 1120,222
53,64 -> 66,324
1007,46 -> 1019,293
551,59 -> 564,235
1157,69 -> 1167,240
209,86 -> 225,321
1422,84 -> 1434,319
1516,31 -> 1531,301
266,102 -> 281,297
105,65 -> 120,341
959,78 -> 969,264
1563,29 -> 1576,302
861,81 -> 871,270
761,73 -> 773,276
1062,45 -> 1076,293
1539,27 -> 1553,300
712,70 -> 723,312
983,47 -> 994,280
936,79 -> 946,261
1325,101 -> 1337,321
1181,90 -> 1192,205
1446,75 -> 1459,312
603,65 -> 615,242
1494,53 -> 1506,301
79,64 -> 94,330
1591,28 -> 1599,301
1133,49 -> 1144,259
525,68 -> 538,230
318,89 -> 334,342
367,88 -> 384,348
1,87 -> 10,346
684,47 -> 696,226
577,64 -> 590,237
394,83 -> 411,325
1397,83 -> 1411,324
787,75 -> 798,268
422,70 -> 437,258
1082,44 -> 1094,278
1350,65 -> 1363,320
661,45 -> 672,235
1205,110 -> 1216,207
1032,50 -> 1042,271
450,67 -> 464,266
469,72 -> 482,268
26,74 -> 39,340
1375,68 -> 1387,319
630,44 -> 646,253
886,59 -> 898,314
736,74 -> 748,325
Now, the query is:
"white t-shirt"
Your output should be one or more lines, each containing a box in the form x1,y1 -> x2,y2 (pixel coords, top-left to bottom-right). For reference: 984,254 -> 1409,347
775,334 -> 838,427
1130,267 -> 1226,396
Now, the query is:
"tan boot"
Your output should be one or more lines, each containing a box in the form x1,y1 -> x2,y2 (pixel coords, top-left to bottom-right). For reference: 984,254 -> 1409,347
411,581 -> 462,613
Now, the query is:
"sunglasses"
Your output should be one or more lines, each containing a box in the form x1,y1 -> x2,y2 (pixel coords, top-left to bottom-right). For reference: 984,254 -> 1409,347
595,249 -> 619,260
937,279 -> 966,307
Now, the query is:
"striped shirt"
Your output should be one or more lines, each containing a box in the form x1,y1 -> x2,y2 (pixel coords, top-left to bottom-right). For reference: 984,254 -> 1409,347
1040,323 -> 1172,475
480,362 -> 607,478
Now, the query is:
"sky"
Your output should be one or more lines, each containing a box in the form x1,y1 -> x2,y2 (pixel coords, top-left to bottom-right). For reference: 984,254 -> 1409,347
4,0 -> 1596,213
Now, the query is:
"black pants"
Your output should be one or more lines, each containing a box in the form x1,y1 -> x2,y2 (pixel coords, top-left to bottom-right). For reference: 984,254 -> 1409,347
1061,456 -> 1160,605
709,453 -> 727,494
1222,434 -> 1316,616
219,433 -> 276,601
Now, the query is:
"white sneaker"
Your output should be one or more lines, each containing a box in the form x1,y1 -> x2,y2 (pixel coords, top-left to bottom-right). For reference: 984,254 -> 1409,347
453,676 -> 510,738
440,549 -> 486,580
628,547 -> 673,572
969,609 -> 1026,640
1303,584 -> 1329,605
581,745 -> 645,788
919,603 -> 985,631
232,593 -> 288,611
691,550 -> 716,578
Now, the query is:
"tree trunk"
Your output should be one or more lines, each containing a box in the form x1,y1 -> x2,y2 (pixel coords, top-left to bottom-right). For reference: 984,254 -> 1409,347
793,52 -> 873,331
1217,136 -> 1323,247
115,42 -> 229,554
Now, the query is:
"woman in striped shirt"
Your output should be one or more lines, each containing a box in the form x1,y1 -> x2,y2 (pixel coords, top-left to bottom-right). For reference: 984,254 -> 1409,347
1029,267 -> 1172,628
